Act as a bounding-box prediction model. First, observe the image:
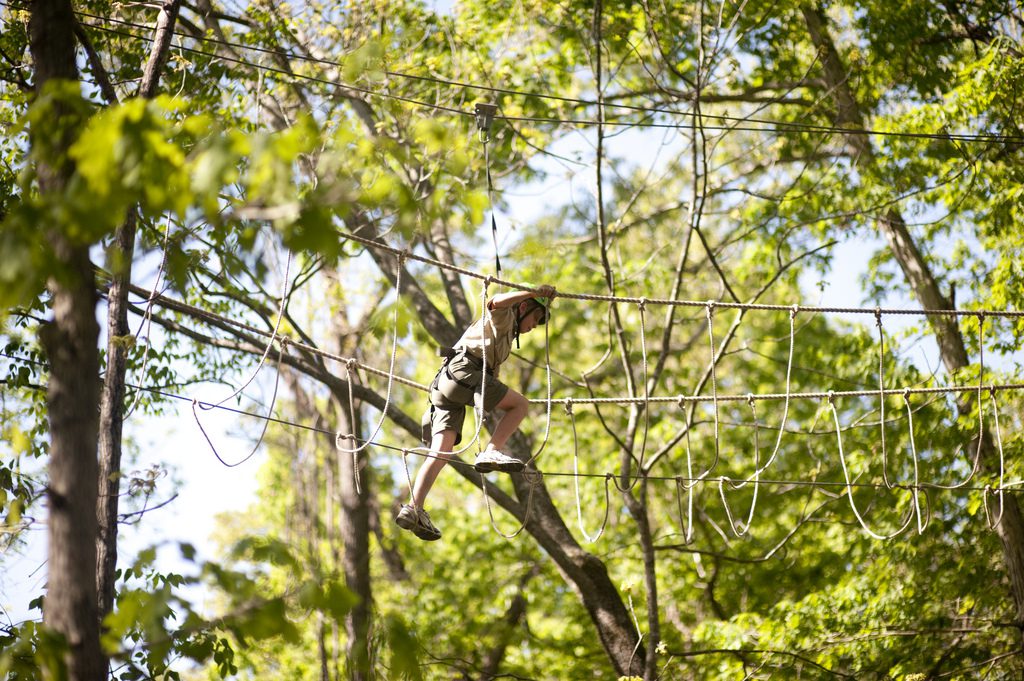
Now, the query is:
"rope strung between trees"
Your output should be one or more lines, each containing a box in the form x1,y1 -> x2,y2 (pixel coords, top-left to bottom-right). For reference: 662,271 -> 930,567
80,270 -> 1024,542
56,6 -> 1024,146
6,348 -> 1020,515
118,251 -> 1024,407
331,228 -> 1024,318
15,224 -> 1024,541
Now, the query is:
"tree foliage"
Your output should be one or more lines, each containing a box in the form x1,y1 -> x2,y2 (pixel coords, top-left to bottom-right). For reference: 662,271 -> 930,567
2,0 -> 1024,679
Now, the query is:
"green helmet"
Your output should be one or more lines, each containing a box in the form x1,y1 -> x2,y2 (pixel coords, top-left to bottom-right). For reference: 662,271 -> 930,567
529,296 -> 550,324
513,290 -> 550,349
522,288 -> 550,325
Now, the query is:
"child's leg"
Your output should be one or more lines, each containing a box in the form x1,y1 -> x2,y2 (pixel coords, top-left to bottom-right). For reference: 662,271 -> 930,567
411,429 -> 457,508
487,388 -> 529,451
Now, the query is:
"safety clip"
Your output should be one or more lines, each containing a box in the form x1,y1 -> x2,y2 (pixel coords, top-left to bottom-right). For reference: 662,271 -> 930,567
475,102 -> 498,142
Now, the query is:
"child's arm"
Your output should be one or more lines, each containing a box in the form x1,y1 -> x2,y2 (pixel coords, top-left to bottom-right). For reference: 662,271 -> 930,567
487,284 -> 556,310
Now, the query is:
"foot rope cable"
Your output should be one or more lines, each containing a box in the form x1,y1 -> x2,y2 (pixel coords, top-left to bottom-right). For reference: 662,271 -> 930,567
6,347 -> 1021,496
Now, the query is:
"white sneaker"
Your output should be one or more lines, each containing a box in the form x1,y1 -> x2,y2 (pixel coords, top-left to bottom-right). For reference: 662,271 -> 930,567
395,504 -> 441,541
474,447 -> 525,473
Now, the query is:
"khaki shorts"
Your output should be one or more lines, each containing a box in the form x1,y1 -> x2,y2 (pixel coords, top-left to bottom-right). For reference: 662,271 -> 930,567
420,354 -> 510,445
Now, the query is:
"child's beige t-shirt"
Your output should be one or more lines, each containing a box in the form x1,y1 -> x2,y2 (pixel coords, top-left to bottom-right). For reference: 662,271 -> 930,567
455,303 -> 517,376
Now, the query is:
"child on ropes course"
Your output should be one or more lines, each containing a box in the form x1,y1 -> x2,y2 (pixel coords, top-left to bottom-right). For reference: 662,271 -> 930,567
396,284 -> 557,541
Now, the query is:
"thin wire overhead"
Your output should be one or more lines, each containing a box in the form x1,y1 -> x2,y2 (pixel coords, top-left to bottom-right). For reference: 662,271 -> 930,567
51,4 -> 1024,145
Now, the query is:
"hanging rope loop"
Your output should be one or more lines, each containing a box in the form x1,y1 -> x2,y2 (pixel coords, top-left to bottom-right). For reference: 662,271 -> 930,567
481,471 -> 537,540
401,449 -> 416,505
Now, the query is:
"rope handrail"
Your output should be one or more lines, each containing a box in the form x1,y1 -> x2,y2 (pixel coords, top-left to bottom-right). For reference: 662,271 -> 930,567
332,229 -> 1024,318
111,285 -> 1024,404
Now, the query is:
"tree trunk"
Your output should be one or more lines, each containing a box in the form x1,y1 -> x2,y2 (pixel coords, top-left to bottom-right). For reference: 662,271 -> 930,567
96,209 -> 135,621
30,1 -> 104,678
40,252 -> 104,681
96,0 -> 182,630
495,433 -> 644,677
801,0 -> 1024,639
333,391 -> 371,680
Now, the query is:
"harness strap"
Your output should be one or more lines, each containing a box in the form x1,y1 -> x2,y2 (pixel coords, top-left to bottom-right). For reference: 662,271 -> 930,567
437,348 -> 493,394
